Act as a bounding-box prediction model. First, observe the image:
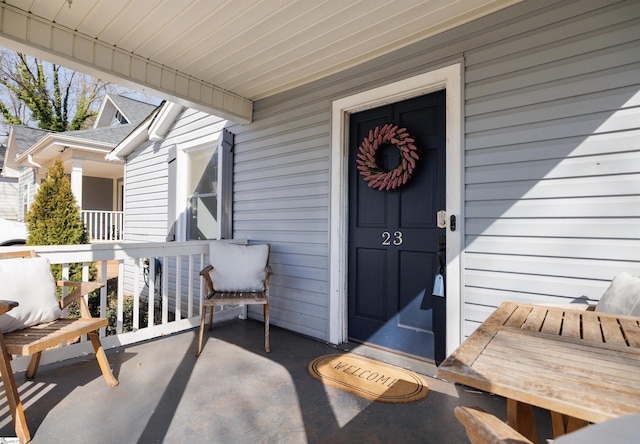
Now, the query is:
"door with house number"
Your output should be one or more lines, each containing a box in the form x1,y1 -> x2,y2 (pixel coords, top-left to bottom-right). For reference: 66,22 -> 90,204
348,90 -> 446,360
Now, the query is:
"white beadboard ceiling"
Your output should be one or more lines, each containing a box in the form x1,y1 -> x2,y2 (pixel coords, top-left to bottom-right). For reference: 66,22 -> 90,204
1,0 -> 520,123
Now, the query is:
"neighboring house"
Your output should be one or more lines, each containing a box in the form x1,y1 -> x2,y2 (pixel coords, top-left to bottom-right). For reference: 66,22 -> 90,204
1,94 -> 159,241
2,0 -> 639,363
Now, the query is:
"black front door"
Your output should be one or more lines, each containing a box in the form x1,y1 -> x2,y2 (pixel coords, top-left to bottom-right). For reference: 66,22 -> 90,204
348,90 -> 446,360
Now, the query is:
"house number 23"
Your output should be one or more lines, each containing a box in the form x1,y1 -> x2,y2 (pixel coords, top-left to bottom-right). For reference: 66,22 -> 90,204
381,231 -> 403,246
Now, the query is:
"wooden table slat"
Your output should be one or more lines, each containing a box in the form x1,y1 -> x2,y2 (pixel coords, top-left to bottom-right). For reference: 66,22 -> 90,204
561,310 -> 581,339
541,309 -> 563,334
619,318 -> 640,347
521,306 -> 547,331
504,305 -> 531,328
600,316 -> 627,345
581,312 -> 603,343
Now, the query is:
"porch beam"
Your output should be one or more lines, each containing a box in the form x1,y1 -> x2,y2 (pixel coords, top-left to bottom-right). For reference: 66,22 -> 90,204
0,3 -> 253,124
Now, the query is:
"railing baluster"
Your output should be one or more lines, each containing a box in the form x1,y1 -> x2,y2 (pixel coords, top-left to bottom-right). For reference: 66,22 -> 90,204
99,261 -> 107,337
162,255 -> 168,325
176,255 -> 182,320
117,260 -> 124,334
148,257 -> 155,327
188,255 -> 194,319
133,258 -> 140,331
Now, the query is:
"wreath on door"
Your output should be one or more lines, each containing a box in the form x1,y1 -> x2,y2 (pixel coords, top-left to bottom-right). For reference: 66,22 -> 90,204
356,123 -> 419,191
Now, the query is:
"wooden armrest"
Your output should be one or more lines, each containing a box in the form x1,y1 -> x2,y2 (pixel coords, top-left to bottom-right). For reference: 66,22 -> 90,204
57,281 -> 104,311
200,265 -> 213,276
0,300 -> 19,316
200,266 -> 214,297
454,406 -> 533,444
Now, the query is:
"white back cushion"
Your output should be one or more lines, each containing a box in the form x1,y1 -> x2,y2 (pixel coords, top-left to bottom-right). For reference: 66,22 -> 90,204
0,256 -> 62,333
208,242 -> 269,291
595,272 -> 640,317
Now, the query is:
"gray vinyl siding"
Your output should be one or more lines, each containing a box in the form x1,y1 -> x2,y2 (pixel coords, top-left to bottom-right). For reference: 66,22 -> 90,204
124,140 -> 169,242
228,108 -> 331,340
229,0 -> 640,342
462,0 -> 640,334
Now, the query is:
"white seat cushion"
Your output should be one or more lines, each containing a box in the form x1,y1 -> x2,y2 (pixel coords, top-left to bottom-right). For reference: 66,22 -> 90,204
208,242 -> 269,292
0,256 -> 62,333
595,272 -> 640,317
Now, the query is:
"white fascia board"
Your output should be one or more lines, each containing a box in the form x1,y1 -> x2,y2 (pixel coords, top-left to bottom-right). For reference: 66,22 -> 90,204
16,134 -> 115,164
148,102 -> 183,142
105,123 -> 150,161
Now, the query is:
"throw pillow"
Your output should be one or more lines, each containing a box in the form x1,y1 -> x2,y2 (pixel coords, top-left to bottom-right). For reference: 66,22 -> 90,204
209,242 -> 269,291
595,272 -> 640,317
0,256 -> 62,333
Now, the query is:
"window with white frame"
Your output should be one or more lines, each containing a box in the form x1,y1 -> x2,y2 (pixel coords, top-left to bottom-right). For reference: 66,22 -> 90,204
21,183 -> 29,220
187,146 -> 219,240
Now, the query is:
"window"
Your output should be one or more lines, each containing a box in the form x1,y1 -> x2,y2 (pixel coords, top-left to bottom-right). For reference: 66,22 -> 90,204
187,147 -> 219,240
21,183 -> 29,220
111,110 -> 128,126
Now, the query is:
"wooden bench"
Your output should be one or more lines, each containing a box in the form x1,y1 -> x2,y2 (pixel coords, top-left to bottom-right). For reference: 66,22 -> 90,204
0,250 -> 118,443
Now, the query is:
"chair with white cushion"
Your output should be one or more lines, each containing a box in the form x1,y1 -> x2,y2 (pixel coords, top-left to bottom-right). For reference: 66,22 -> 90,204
197,242 -> 271,356
0,250 -> 117,443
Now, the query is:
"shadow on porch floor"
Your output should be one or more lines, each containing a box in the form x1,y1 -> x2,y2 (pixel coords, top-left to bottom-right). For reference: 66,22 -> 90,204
0,319 -> 552,443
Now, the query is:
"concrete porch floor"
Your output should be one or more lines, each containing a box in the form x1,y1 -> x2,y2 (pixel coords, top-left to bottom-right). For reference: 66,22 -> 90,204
0,319 -> 552,443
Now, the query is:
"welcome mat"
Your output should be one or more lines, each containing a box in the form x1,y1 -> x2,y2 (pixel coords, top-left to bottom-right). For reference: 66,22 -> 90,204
308,353 -> 428,403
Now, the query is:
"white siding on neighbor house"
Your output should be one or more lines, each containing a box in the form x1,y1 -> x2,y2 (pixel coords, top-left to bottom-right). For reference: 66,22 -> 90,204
18,168 -> 36,222
0,178 -> 18,220
228,0 -> 640,342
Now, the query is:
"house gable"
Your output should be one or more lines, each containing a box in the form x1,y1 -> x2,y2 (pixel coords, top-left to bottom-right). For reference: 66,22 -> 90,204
93,94 -> 158,129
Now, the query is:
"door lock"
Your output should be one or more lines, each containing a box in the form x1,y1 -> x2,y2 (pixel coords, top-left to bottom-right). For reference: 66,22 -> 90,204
437,210 -> 447,229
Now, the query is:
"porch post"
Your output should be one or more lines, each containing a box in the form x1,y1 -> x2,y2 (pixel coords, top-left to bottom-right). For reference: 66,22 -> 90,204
70,160 -> 83,208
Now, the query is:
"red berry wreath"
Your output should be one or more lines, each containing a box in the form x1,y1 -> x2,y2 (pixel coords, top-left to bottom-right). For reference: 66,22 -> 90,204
356,124 -> 419,191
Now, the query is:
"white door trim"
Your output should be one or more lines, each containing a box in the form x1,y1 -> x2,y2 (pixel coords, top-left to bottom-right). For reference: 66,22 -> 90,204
329,62 -> 464,356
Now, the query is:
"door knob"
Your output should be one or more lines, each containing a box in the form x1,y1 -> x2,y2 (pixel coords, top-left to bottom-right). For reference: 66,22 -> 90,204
437,210 -> 446,229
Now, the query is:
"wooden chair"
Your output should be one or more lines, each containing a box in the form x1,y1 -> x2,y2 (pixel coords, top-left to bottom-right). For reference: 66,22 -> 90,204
0,250 -> 118,443
454,406 -> 533,444
197,242 -> 271,356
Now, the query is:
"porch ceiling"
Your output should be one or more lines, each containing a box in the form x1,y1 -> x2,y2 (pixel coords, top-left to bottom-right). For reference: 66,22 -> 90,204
0,0 -> 520,123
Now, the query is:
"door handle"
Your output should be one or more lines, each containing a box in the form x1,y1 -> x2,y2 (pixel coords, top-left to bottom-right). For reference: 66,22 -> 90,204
437,210 -> 447,229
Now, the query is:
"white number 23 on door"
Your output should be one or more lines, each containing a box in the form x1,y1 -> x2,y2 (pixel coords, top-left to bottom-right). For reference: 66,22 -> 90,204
381,231 -> 403,246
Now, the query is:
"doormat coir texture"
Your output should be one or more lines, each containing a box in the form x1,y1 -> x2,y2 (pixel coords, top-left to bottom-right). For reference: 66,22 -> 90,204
308,353 -> 428,403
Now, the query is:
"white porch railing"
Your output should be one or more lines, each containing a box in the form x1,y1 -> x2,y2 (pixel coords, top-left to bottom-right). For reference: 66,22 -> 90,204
1,241 -> 245,372
81,210 -> 124,242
